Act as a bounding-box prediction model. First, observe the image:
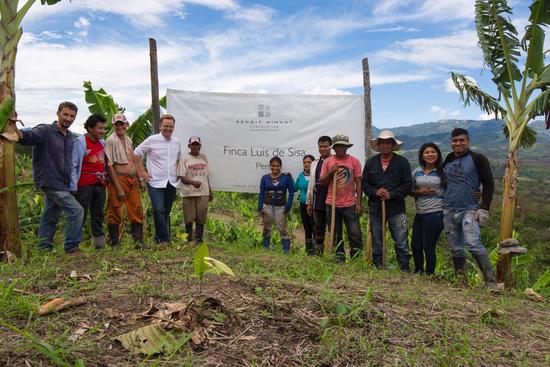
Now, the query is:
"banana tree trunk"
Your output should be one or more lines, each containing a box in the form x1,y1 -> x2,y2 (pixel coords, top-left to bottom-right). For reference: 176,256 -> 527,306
496,148 -> 518,288
0,42 -> 21,258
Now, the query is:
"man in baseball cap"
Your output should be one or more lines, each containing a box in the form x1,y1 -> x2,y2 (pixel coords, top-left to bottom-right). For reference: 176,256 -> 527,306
177,136 -> 213,243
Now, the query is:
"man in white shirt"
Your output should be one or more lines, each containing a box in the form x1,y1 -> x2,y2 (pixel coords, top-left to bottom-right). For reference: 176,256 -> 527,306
178,136 -> 213,243
135,115 -> 181,244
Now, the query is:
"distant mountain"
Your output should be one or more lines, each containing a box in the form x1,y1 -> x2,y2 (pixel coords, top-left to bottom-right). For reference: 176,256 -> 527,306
373,119 -> 550,179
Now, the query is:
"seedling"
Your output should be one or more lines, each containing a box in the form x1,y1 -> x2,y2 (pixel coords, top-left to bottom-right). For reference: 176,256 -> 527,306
193,243 -> 235,293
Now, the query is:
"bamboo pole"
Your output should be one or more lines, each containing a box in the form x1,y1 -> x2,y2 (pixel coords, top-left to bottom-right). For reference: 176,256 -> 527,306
149,38 -> 160,134
325,173 -> 337,255
381,199 -> 387,268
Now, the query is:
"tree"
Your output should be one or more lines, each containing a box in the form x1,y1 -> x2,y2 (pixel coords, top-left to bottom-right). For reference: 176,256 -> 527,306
0,0 -> 63,257
450,0 -> 550,288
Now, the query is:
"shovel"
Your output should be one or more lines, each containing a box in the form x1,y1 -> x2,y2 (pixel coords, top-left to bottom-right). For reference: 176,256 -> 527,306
325,172 -> 337,255
381,199 -> 387,268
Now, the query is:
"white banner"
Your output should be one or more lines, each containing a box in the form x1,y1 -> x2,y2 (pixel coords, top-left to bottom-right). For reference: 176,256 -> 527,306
167,89 -> 365,193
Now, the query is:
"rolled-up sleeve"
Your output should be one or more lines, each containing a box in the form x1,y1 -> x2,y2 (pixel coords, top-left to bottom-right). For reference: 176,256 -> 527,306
134,137 -> 151,157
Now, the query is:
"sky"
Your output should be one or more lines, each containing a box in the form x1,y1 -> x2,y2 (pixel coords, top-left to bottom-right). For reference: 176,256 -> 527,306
15,0 -> 536,133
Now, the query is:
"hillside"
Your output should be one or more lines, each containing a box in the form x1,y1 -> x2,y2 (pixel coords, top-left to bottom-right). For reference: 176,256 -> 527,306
375,120 -> 550,179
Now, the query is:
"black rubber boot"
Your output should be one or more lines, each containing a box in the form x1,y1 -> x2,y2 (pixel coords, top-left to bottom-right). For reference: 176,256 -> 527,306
305,239 -> 315,256
131,223 -> 147,250
195,223 -> 204,244
185,223 -> 193,242
452,257 -> 468,285
108,224 -> 120,247
473,253 -> 500,292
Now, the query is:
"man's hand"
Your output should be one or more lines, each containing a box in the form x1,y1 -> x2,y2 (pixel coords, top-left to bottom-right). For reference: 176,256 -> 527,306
192,181 -> 202,188
376,188 -> 390,200
117,189 -> 126,201
475,209 -> 489,227
420,187 -> 437,196
209,191 -> 214,202
306,204 -> 313,216
355,201 -> 362,215
473,191 -> 482,200
329,164 -> 340,174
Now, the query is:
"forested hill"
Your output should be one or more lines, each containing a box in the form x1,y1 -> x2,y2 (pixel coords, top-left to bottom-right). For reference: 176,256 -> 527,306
377,120 -> 550,179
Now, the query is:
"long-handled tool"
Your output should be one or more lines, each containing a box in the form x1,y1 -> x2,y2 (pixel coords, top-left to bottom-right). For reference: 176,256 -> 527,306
381,199 -> 387,268
365,213 -> 372,263
325,172 -> 338,255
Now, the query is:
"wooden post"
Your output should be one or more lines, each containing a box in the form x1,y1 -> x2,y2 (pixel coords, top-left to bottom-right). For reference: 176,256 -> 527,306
149,38 -> 161,134
363,58 -> 373,263
325,173 -> 337,256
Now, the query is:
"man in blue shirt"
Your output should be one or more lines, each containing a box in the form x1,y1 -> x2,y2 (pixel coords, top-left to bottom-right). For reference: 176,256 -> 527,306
15,101 -> 84,254
443,128 -> 498,291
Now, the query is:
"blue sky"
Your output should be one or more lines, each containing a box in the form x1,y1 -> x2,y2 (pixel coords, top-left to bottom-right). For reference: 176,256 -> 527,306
16,0 -> 535,132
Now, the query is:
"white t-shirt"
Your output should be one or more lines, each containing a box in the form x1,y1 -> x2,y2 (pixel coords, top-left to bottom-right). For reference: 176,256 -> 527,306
178,153 -> 210,197
134,134 -> 181,188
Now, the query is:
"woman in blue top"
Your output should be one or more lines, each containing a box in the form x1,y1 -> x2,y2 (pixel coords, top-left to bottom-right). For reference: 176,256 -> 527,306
258,156 -> 295,254
295,155 -> 315,255
410,143 -> 445,275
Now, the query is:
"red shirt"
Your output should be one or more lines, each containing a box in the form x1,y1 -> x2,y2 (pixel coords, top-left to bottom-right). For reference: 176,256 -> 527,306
78,135 -> 106,187
320,154 -> 362,208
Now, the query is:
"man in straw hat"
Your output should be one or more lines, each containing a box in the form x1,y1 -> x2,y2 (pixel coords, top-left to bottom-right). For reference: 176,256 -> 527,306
362,130 -> 412,271
105,113 -> 147,249
319,134 -> 363,261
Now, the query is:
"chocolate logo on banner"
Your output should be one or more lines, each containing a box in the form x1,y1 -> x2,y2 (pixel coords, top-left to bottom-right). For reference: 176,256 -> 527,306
234,103 -> 293,133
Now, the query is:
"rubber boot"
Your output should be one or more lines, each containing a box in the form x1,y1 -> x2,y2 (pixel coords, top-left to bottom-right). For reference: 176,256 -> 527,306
452,257 -> 468,285
473,253 -> 500,292
314,238 -> 324,256
305,239 -> 315,256
262,236 -> 270,250
131,223 -> 147,250
108,224 -> 120,247
195,223 -> 204,244
92,235 -> 106,250
282,239 -> 291,254
185,223 -> 193,243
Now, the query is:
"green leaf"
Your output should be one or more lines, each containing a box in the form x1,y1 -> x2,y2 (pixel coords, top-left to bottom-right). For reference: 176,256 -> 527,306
475,0 -> 522,98
203,256 -> 235,277
114,324 -> 183,356
193,243 -> 210,278
40,0 -> 64,4
503,124 -> 537,148
127,96 -> 166,146
450,72 -> 506,117
335,303 -> 347,316
82,81 -> 124,137
532,269 -> 550,292
0,96 -> 14,132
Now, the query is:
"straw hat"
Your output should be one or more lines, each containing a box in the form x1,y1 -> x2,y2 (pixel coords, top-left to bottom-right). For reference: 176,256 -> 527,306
370,130 -> 403,152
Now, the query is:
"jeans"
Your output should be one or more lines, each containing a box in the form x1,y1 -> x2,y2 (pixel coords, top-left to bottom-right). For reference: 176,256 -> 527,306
313,208 -> 327,250
38,190 -> 84,252
147,182 -> 177,243
443,209 -> 487,258
411,211 -> 443,274
326,205 -> 362,259
261,205 -> 289,240
75,184 -> 105,237
370,211 -> 410,271
299,203 -> 314,241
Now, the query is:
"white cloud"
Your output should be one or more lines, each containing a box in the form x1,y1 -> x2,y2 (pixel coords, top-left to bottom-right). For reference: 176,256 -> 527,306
445,78 -> 459,93
226,5 -> 274,23
431,105 -> 460,118
375,30 -> 481,69
74,16 -> 90,29
373,0 -> 474,24
479,112 -> 497,120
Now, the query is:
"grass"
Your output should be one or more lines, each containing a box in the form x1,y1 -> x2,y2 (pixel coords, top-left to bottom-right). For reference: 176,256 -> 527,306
1,193 -> 549,366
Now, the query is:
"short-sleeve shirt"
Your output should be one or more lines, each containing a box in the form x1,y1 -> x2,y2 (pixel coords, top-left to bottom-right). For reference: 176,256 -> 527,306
178,153 -> 210,197
411,167 -> 444,214
320,155 -> 361,208
134,134 -> 181,188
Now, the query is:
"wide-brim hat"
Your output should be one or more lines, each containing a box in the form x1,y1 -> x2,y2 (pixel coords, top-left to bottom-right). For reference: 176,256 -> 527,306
331,134 -> 353,147
370,130 -> 403,152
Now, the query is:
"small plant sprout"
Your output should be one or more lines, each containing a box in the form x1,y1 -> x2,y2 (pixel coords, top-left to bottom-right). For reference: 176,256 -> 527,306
193,243 -> 235,293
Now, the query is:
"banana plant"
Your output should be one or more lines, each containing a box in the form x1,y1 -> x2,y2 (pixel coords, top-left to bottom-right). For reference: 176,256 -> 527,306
0,0 -> 64,257
450,0 -> 550,288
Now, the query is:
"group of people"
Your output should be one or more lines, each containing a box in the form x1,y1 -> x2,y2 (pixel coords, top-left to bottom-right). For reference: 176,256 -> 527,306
259,129 -> 498,291
16,101 -> 498,290
15,101 -> 213,254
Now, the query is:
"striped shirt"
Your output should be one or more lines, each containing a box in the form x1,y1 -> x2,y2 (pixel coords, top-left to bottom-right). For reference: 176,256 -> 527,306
412,167 -> 444,214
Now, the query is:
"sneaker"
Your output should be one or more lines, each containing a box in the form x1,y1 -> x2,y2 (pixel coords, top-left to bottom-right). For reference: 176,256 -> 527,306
66,248 -> 84,256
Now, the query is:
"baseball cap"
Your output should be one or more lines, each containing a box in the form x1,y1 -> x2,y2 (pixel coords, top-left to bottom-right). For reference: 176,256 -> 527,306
112,113 -> 128,124
188,136 -> 202,144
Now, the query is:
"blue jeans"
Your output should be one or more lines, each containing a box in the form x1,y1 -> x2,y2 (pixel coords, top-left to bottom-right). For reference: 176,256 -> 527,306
370,211 -> 410,271
147,182 -> 177,243
38,190 -> 84,252
443,209 -> 487,257
326,205 -> 362,259
411,211 -> 443,274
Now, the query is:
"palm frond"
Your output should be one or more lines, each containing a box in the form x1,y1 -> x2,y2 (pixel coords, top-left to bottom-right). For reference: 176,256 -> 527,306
522,0 -> 550,77
82,81 -> 124,136
503,124 -> 537,148
450,72 -> 506,117
475,0 -> 522,98
127,96 -> 166,146
525,86 -> 550,129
